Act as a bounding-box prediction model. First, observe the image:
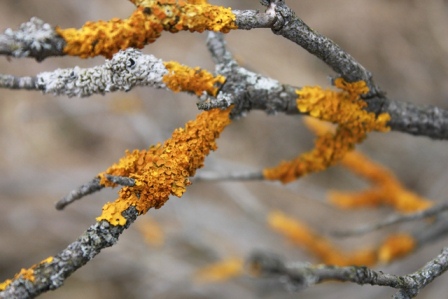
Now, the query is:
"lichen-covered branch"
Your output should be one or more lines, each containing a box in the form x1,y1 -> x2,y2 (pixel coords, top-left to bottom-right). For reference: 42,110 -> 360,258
0,48 -> 224,98
0,17 -> 65,61
0,207 -> 138,299
263,79 -> 390,183
1,107 -> 232,297
248,247 -> 448,298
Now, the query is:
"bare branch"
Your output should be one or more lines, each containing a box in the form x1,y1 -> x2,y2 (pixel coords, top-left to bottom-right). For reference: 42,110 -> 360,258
55,175 -> 135,210
366,98 -> 448,140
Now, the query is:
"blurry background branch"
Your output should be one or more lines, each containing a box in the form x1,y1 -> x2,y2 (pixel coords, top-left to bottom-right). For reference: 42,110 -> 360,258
248,247 -> 448,299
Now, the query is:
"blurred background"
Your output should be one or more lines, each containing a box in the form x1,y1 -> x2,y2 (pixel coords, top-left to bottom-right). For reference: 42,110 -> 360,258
1,0 -> 448,298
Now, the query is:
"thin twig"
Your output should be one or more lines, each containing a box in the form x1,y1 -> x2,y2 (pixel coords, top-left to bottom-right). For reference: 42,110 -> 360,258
192,170 -> 264,182
55,175 -> 135,210
332,201 -> 448,237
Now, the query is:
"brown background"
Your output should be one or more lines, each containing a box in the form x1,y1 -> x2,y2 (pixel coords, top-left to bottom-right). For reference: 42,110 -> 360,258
1,1 -> 448,298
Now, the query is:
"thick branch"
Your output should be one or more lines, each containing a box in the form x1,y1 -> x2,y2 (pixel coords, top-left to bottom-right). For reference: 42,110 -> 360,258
234,1 -> 383,98
367,98 -> 448,140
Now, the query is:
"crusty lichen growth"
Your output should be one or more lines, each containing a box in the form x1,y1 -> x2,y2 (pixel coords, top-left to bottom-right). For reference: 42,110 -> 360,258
96,108 -> 231,226
57,1 -> 237,58
0,256 -> 53,291
163,61 -> 226,96
263,79 -> 390,183
269,211 -> 415,266
304,118 -> 433,212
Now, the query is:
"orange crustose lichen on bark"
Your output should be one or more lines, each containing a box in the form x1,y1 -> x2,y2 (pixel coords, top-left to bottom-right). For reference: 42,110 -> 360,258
96,108 -> 232,226
163,61 -> 226,96
263,78 -> 390,183
57,1 -> 237,58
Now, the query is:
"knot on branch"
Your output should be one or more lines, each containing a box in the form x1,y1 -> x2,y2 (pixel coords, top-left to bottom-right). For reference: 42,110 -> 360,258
263,0 -> 289,32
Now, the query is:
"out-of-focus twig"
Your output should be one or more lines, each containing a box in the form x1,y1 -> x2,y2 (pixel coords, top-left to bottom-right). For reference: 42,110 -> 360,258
248,247 -> 448,298
332,201 -> 448,237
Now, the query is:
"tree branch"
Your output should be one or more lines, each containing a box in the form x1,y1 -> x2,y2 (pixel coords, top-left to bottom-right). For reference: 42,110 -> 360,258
0,17 -> 65,61
248,247 -> 448,298
0,207 -> 138,299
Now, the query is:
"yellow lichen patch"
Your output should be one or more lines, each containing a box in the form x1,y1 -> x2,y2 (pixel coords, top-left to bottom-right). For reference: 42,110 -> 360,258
163,61 -> 226,96
0,256 -> 54,291
96,108 -> 232,225
330,151 -> 433,212
378,234 -> 415,263
0,279 -> 11,291
195,258 -> 244,283
268,211 -> 377,266
263,79 -> 390,183
136,217 -> 165,247
58,2 -> 236,58
0,269 -> 35,291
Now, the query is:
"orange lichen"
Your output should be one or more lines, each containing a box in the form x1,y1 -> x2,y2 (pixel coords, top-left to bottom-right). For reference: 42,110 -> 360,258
195,258 -> 244,283
268,211 -> 377,266
263,79 -> 390,183
163,61 -> 226,96
96,108 -> 231,226
330,151 -> 433,212
378,234 -> 415,263
0,256 -> 53,291
136,217 -> 165,247
57,2 -> 237,58
303,118 -> 432,212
